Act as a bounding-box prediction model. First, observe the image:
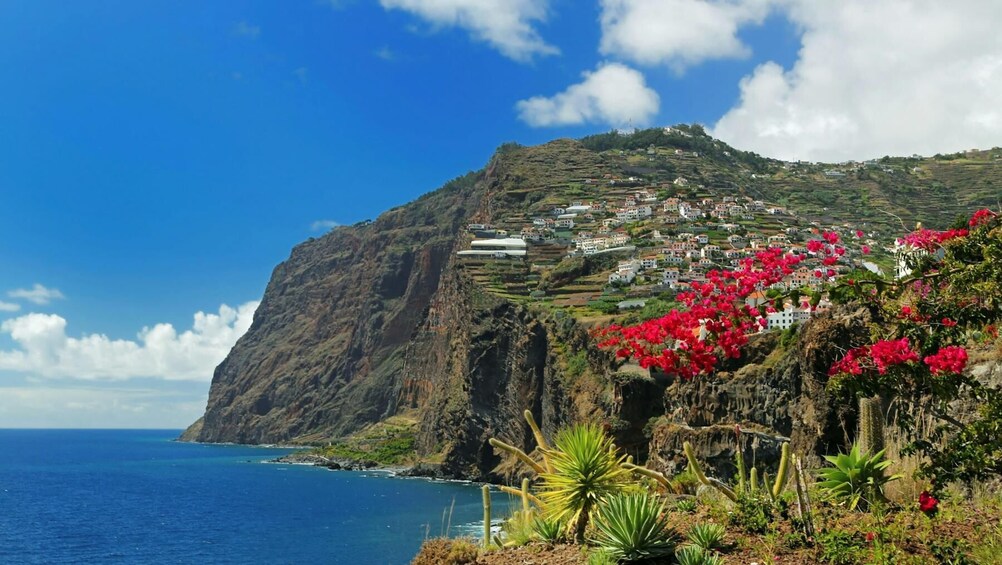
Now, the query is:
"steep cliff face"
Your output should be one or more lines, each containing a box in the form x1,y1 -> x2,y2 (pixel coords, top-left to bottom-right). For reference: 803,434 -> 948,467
183,140 -> 613,457
182,172 -> 483,443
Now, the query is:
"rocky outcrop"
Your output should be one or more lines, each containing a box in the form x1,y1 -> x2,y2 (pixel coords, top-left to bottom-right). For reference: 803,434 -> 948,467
646,306 -> 872,478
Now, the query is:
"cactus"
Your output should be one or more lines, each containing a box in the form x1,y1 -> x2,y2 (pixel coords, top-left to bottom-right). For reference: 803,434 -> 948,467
498,484 -> 543,508
622,461 -> 673,491
487,410 -> 553,476
772,443 -> 790,498
521,477 -> 531,514
684,439 -> 791,502
488,438 -> 546,475
858,396 -> 885,456
523,410 -> 554,473
482,485 -> 492,548
684,441 -> 737,501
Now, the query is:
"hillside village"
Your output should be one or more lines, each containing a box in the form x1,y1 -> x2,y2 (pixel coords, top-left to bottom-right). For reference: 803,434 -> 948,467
458,182 -> 876,331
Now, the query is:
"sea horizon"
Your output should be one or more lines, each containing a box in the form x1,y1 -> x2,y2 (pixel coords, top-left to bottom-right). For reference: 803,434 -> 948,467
0,429 -> 505,564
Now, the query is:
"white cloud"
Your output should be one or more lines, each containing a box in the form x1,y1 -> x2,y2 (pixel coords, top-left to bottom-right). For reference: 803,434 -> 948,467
599,0 -> 774,72
0,301 -> 19,313
0,384 -> 209,428
8,283 -> 65,305
380,0 -> 558,62
517,62 -> 660,128
712,1 -> 1002,161
0,302 -> 259,381
310,219 -> 340,232
233,21 -> 261,39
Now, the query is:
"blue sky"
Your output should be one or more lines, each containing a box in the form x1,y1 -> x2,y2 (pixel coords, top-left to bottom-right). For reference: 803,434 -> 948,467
2,0 -> 1000,428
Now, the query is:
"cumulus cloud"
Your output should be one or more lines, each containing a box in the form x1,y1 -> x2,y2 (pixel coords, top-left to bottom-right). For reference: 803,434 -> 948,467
517,62 -> 660,128
8,283 -> 65,305
0,302 -> 259,381
380,0 -> 558,62
310,219 -> 340,232
712,1 -> 1002,161
0,301 -> 20,313
599,0 -> 774,72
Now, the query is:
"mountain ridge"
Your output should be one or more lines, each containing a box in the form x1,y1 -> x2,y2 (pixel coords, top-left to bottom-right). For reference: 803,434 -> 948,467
182,126 -> 1001,478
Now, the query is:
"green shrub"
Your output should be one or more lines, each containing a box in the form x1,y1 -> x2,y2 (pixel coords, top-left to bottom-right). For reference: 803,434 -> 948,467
674,545 -> 724,565
674,498 -> 698,513
817,445 -> 900,511
929,538 -> 975,565
498,510 -> 534,548
687,523 -> 726,551
817,530 -> 863,565
590,492 -> 679,562
728,492 -> 773,534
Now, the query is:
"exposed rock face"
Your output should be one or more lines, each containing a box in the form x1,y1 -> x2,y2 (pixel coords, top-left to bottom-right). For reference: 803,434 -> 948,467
182,141 -> 612,477
181,172 -> 482,444
647,306 -> 872,478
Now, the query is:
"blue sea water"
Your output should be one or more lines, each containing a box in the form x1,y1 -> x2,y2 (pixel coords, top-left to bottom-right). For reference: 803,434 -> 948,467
0,430 -> 503,564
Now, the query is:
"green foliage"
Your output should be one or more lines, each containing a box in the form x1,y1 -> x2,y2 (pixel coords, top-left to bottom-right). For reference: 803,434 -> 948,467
674,498 -> 698,513
728,492 -> 773,534
686,523 -> 726,551
638,299 -> 678,322
929,538 -> 976,565
540,424 -> 632,542
590,492 -> 679,562
817,445 -> 900,511
312,421 -> 417,465
585,548 -> 618,565
674,545 -> 724,565
564,351 -> 589,380
816,530 -> 863,565
530,515 -> 564,543
498,510 -> 535,548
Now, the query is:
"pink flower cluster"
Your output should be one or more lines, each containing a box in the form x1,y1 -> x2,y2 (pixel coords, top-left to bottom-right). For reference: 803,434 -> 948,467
923,346 -> 968,375
598,246 -> 810,379
897,228 -> 968,252
969,208 -> 997,227
828,338 -> 920,376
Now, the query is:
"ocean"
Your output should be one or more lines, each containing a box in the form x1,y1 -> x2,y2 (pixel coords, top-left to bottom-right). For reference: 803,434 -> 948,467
0,429 -> 504,564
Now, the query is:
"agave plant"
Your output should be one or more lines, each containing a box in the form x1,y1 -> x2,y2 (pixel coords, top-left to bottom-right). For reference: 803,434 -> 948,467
530,515 -> 564,543
590,492 -> 679,562
687,523 -> 726,552
817,444 -> 901,511
539,423 -> 632,542
675,544 -> 724,565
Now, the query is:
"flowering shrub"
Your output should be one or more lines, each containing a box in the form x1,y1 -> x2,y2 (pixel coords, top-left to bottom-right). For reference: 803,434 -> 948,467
598,207 -> 1002,490
918,491 -> 939,515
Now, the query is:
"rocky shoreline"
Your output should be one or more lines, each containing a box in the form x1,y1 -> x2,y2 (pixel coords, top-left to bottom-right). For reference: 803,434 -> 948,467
271,451 -> 446,478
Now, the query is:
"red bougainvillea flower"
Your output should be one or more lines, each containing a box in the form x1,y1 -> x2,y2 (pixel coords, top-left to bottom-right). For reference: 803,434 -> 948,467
941,318 -> 957,327
923,346 -> 968,375
829,338 -> 920,376
919,491 -> 939,514
969,208 -> 997,227
862,245 -> 870,254
855,230 -> 864,238
865,532 -> 875,543
897,228 -> 968,252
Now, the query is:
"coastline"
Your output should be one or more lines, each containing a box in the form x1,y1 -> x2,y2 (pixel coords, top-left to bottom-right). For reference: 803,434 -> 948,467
269,450 -> 445,479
